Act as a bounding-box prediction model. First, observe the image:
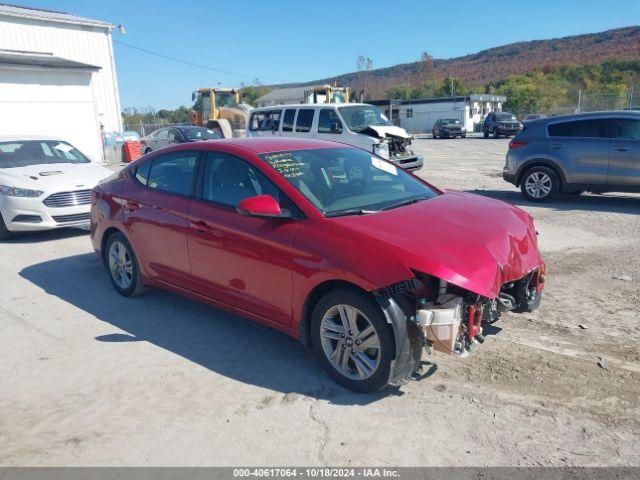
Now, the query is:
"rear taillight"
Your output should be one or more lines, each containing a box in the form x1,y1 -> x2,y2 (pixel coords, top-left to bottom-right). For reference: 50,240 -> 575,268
509,140 -> 528,149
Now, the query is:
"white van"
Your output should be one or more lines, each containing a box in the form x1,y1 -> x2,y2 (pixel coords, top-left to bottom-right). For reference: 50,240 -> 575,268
247,103 -> 423,171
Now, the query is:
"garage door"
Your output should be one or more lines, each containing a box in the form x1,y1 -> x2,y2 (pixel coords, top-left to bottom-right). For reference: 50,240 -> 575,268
0,67 -> 103,162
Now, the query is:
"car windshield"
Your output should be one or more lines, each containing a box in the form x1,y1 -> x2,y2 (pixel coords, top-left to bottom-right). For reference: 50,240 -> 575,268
182,128 -> 220,140
497,113 -> 517,121
0,140 -> 90,168
338,106 -> 391,132
442,119 -> 461,124
259,147 -> 438,216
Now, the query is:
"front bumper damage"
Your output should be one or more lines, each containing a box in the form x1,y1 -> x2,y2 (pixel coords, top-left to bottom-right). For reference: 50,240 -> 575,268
374,266 -> 545,385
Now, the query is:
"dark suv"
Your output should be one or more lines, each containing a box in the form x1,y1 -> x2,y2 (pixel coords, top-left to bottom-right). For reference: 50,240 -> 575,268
483,112 -> 523,138
503,111 -> 640,201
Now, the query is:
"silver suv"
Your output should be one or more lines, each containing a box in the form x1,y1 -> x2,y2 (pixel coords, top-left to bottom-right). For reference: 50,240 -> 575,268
503,111 -> 640,201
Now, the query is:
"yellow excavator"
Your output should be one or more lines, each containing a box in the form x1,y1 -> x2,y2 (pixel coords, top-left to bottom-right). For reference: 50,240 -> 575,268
190,87 -> 253,138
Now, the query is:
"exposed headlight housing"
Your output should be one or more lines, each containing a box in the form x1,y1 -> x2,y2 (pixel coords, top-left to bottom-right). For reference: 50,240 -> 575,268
373,142 -> 390,159
0,185 -> 44,197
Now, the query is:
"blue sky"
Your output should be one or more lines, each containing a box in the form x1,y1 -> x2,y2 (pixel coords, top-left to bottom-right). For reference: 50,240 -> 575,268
21,0 -> 640,109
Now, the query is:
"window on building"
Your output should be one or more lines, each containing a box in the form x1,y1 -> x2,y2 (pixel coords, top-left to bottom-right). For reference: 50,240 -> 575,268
406,109 -> 413,118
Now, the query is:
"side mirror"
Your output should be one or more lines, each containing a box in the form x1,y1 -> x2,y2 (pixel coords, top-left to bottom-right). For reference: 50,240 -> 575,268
237,195 -> 284,218
330,122 -> 343,134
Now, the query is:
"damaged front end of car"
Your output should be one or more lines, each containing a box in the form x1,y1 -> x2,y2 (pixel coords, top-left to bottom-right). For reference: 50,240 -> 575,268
360,125 -> 424,171
372,266 -> 546,385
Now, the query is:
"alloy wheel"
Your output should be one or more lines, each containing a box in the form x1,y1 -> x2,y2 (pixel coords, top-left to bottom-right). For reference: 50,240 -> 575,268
108,241 -> 133,289
319,304 -> 381,380
525,172 -> 552,199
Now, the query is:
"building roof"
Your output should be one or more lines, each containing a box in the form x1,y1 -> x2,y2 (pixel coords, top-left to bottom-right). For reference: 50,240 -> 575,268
369,94 -> 507,107
0,3 -> 113,28
255,87 -> 310,105
0,49 -> 100,70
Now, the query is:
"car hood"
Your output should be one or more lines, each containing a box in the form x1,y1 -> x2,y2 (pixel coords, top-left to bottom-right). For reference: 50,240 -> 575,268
331,191 -> 543,298
0,162 -> 113,190
360,125 -> 412,140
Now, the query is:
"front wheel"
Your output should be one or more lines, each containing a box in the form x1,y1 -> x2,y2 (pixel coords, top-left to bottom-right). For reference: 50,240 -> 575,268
521,166 -> 560,202
311,289 -> 394,393
104,232 -> 146,296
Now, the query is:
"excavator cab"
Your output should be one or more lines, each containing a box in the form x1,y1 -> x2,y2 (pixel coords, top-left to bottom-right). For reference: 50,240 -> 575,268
191,88 -> 249,138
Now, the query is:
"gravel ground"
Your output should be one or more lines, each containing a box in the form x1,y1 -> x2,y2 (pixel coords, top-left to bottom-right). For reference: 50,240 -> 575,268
1,138 -> 638,466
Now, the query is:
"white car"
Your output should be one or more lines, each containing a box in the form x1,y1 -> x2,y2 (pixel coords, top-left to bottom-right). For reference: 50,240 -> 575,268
247,103 -> 423,171
0,136 -> 113,240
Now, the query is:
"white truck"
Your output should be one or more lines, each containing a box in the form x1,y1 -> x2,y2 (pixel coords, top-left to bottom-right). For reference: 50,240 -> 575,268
247,103 -> 423,171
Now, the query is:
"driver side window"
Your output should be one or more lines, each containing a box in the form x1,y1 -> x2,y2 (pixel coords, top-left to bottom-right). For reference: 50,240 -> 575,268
200,152 -> 300,214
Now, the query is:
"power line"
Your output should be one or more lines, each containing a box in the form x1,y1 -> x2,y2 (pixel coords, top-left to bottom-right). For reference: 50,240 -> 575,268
113,39 -> 285,83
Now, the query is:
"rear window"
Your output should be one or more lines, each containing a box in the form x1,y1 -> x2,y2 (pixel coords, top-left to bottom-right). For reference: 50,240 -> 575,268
548,119 -> 607,138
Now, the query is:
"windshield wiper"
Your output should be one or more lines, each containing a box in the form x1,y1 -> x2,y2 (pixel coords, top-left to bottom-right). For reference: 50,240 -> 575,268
382,196 -> 431,211
325,209 -> 378,218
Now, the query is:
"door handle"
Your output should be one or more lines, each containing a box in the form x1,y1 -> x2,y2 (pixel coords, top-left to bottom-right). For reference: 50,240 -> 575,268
190,220 -> 212,233
549,144 -> 563,149
613,145 -> 630,151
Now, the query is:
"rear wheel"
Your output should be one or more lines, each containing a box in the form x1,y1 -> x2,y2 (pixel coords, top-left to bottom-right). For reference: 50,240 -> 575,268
521,166 -> 560,202
0,212 -> 11,241
104,232 -> 146,296
311,289 -> 394,393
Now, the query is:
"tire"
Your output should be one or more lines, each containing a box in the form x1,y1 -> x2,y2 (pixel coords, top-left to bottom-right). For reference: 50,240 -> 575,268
520,166 -> 560,202
0,212 -> 11,241
104,231 -> 146,297
483,130 -> 489,139
311,289 -> 394,393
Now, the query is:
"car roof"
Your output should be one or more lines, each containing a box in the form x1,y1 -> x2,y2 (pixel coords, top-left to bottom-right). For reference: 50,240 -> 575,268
0,135 -> 65,142
541,110 -> 640,123
175,125 -> 207,130
198,137 -> 352,154
252,103 -> 372,111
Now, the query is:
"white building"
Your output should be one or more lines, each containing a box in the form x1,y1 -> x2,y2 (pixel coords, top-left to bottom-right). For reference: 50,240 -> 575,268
0,4 -> 122,162
371,94 -> 506,134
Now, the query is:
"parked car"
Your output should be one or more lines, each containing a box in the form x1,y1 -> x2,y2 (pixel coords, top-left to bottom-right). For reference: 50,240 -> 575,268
91,138 -> 545,392
432,118 -> 467,138
247,104 -> 423,171
522,114 -> 547,124
0,136 -> 113,240
503,111 -> 640,202
141,126 -> 221,154
483,111 -> 523,138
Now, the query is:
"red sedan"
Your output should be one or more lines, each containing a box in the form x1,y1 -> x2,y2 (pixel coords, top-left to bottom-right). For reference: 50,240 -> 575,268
91,138 -> 545,392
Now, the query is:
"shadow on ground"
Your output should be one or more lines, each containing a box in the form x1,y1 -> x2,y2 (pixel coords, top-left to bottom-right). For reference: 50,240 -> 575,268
20,253 -> 419,405
467,189 -> 640,215
5,228 -> 88,244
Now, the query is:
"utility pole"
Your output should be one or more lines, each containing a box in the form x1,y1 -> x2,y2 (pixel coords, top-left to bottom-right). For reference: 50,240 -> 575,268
577,88 -> 583,113
628,86 -> 634,109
